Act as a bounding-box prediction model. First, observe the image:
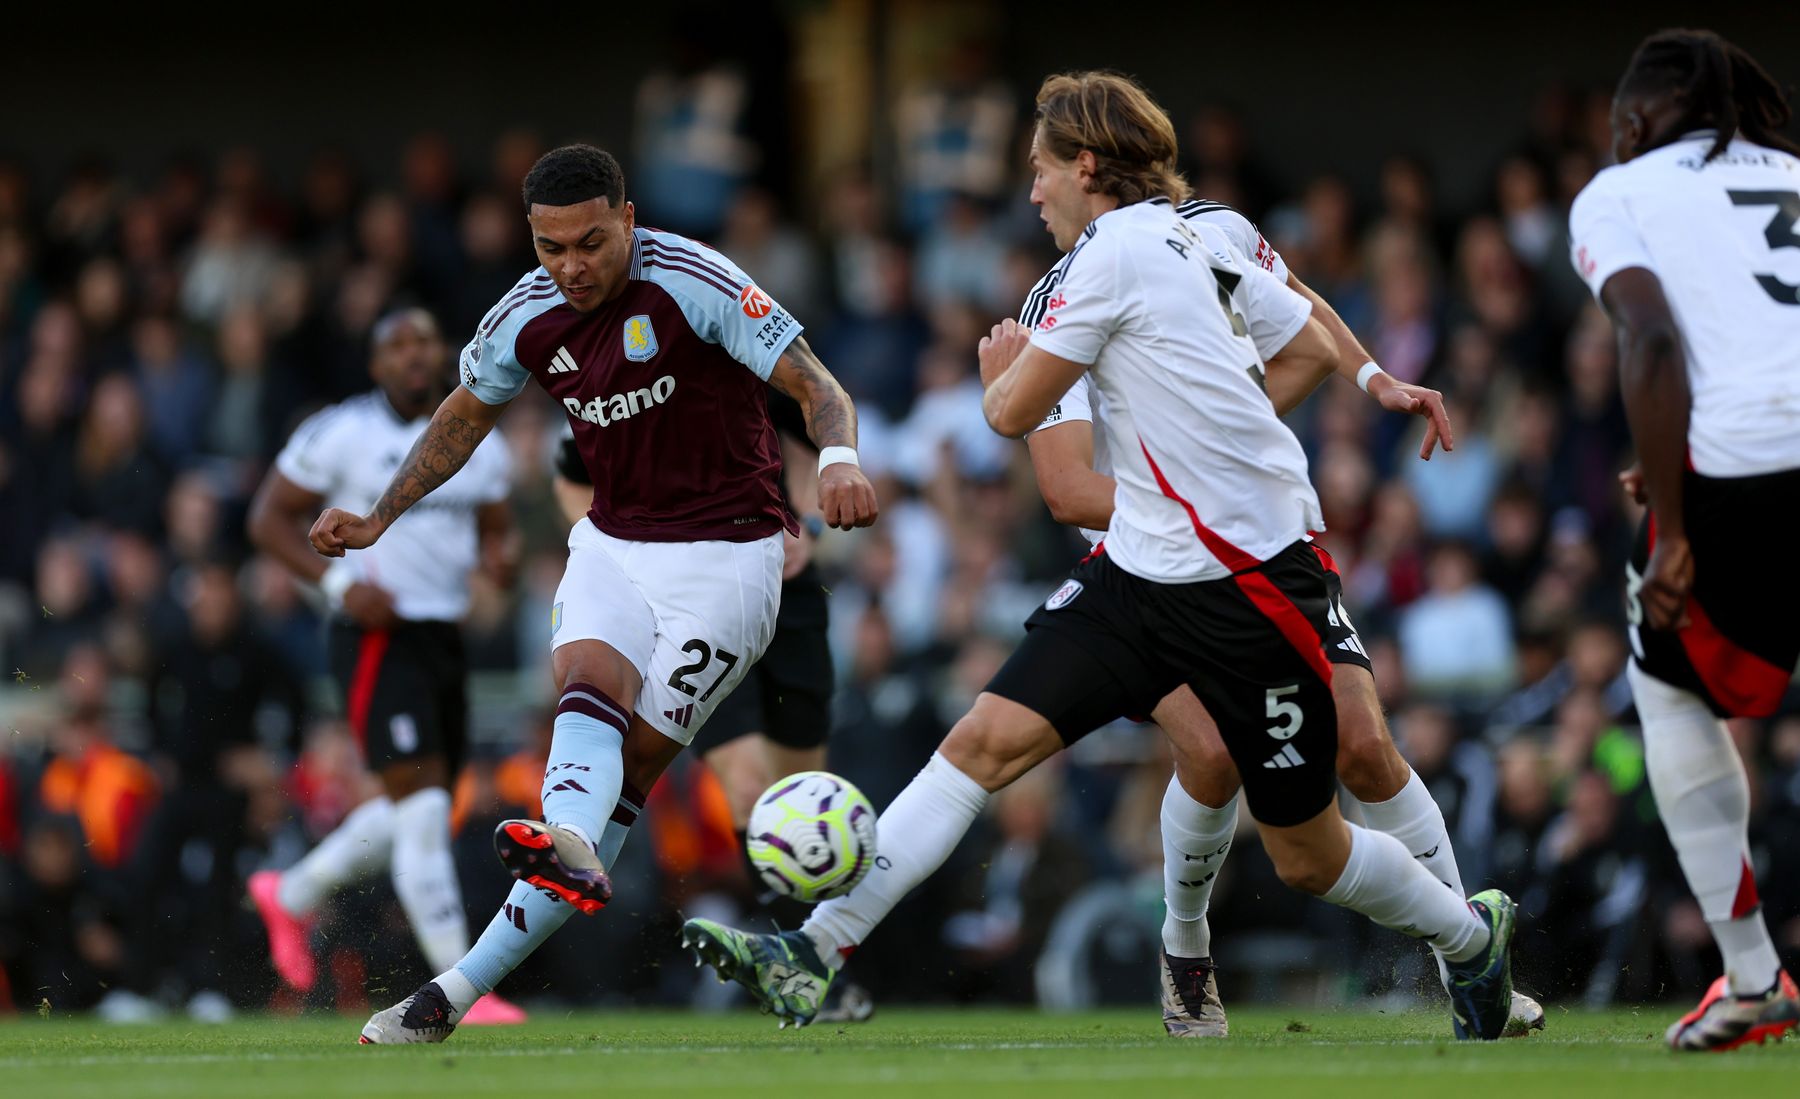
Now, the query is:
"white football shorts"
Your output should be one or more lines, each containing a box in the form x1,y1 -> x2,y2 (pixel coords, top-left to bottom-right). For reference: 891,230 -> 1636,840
551,518 -> 783,745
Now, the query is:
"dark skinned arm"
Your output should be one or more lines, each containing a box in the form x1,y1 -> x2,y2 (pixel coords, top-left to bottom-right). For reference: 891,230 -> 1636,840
1600,266 -> 1693,629
250,467 -> 397,628
249,471 -> 332,585
310,386 -> 508,556
765,335 -> 878,530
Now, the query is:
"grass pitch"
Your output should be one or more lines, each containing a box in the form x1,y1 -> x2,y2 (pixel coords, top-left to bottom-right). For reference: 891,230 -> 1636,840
0,1006 -> 1792,1098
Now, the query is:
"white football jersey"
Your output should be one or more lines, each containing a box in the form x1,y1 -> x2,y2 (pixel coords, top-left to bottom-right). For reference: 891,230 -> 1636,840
1027,199 -> 1290,545
1027,199 -> 1321,582
1570,132 -> 1800,477
275,391 -> 513,621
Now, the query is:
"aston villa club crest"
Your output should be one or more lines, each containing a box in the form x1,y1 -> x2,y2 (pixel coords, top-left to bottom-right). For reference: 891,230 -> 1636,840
623,315 -> 659,362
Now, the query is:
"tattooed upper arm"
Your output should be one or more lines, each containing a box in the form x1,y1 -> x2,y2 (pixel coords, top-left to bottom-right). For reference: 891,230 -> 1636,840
767,336 -> 857,451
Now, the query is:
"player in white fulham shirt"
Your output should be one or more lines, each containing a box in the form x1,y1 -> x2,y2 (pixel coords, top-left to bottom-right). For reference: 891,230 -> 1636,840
244,309 -> 524,1025
1021,198 -> 1541,1037
1570,28 -> 1800,1051
685,71 -> 1519,1041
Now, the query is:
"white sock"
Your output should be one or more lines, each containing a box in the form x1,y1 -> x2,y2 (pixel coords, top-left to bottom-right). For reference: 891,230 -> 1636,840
1160,778 -> 1237,959
1357,768 -> 1465,989
1631,663 -> 1782,995
1357,770 -> 1465,895
390,787 -> 471,974
434,967 -> 482,1019
1321,823 -> 1488,963
804,753 -> 989,969
277,796 -> 395,916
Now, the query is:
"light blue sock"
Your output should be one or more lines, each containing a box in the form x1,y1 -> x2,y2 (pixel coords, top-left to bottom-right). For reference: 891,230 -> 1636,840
455,880 -> 576,994
451,779 -> 647,999
598,779 -> 647,867
538,683 -> 629,846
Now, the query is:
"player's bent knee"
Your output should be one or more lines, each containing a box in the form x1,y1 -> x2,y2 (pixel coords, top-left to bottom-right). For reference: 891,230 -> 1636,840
1272,856 -> 1339,897
1259,803 -> 1351,896
939,693 -> 1065,792
552,639 -> 642,711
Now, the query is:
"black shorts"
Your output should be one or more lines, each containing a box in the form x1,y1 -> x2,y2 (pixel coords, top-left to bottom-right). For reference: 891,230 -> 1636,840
695,563 -> 834,754
1629,466 -> 1800,718
1312,543 -> 1374,673
986,542 -> 1341,827
328,620 -> 468,772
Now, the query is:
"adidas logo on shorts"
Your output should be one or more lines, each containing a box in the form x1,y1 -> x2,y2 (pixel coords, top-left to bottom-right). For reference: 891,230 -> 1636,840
1262,743 -> 1306,769
663,703 -> 695,729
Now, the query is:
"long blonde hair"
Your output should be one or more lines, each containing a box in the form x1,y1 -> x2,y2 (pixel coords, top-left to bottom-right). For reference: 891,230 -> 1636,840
1034,71 -> 1191,206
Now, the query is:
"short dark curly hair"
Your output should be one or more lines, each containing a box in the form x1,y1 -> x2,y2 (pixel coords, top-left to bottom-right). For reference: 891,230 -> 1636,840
521,145 -> 626,212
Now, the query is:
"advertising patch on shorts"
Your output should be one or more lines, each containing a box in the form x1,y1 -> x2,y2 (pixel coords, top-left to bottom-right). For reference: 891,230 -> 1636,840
551,601 -> 563,635
1045,579 -> 1083,610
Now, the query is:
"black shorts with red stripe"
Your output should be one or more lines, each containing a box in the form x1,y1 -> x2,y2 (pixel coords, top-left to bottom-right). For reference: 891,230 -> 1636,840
328,620 -> 468,773
1311,543 -> 1373,673
985,541 -> 1341,827
1629,467 -> 1800,718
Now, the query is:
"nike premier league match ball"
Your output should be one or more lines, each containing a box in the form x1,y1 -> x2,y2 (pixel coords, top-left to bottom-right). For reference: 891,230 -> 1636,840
745,771 -> 878,903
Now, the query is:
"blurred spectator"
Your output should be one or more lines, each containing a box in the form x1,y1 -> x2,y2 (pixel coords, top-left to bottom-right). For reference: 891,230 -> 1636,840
895,39 -> 1016,234
944,761 -> 1091,1002
72,372 -> 168,536
718,187 -> 823,325
632,21 -> 767,237
37,646 -> 158,869
179,198 -> 279,325
1494,155 -> 1558,270
207,306 -> 299,469
451,191 -> 533,341
1398,540 -> 1516,702
815,235 -> 930,421
401,132 -> 464,309
145,559 -> 305,785
131,314 -> 213,466
1182,106 -> 1277,214
914,192 -> 1009,312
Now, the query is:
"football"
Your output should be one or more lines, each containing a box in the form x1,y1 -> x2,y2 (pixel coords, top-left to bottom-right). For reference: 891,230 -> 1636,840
745,771 -> 879,903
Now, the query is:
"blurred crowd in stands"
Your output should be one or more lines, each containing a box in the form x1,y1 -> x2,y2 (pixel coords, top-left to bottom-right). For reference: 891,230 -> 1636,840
2,42 -> 1798,1021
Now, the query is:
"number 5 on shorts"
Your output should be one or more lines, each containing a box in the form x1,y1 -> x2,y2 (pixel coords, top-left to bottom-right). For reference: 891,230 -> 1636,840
1266,684 -> 1303,740
667,639 -> 741,702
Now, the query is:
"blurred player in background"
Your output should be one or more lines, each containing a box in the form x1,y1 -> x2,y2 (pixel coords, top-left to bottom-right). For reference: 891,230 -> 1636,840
1021,196 -> 1543,1036
312,145 -> 877,1043
245,308 -> 524,1024
1571,27 -> 1800,1051
686,70 -> 1521,1042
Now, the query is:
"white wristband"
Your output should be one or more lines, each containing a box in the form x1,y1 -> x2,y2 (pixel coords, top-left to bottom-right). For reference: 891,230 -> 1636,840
1355,362 -> 1385,393
319,561 -> 357,609
818,446 -> 860,475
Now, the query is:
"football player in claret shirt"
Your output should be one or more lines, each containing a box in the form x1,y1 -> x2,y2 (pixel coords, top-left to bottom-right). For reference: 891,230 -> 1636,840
312,145 -> 877,1043
1570,28 -> 1800,1051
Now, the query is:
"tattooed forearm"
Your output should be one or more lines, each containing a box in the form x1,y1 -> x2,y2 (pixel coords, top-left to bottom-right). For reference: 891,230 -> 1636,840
769,337 -> 857,451
370,404 -> 486,527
